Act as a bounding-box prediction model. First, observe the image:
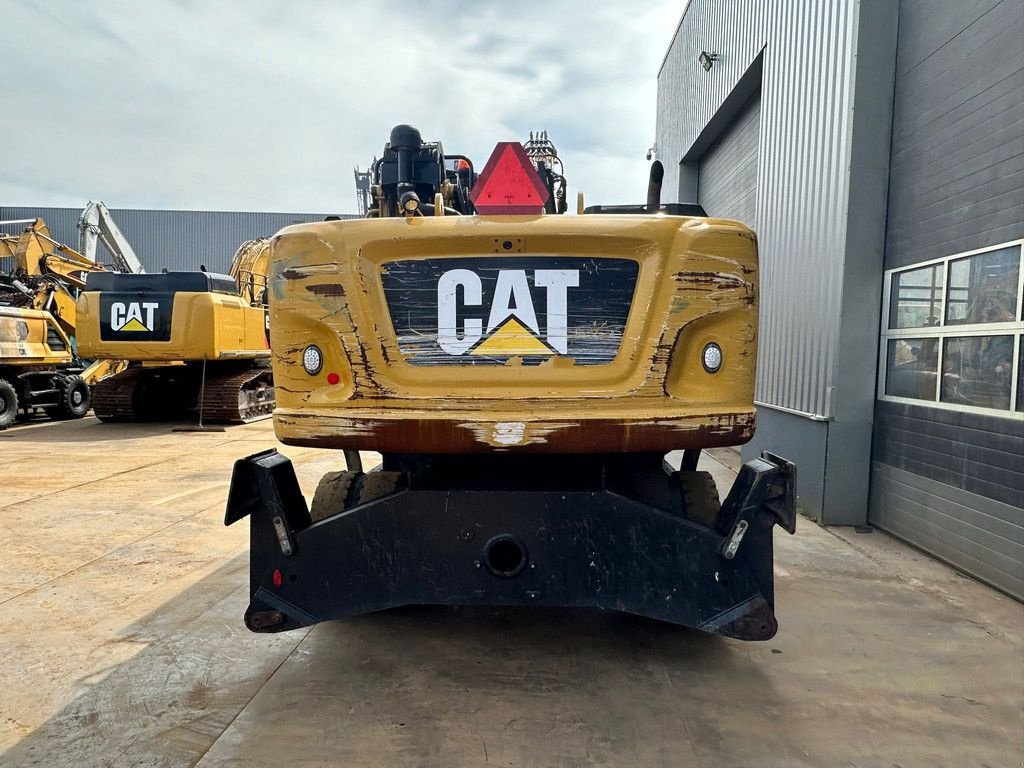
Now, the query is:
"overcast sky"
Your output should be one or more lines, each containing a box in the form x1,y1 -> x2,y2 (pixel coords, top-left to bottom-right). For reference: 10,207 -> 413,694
0,1 -> 684,215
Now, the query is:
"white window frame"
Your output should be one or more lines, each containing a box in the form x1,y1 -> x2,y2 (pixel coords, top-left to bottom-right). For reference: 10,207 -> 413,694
878,239 -> 1024,421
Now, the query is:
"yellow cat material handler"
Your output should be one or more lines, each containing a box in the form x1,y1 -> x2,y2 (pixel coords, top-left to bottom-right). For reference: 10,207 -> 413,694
76,238 -> 274,423
0,306 -> 92,428
225,126 -> 797,640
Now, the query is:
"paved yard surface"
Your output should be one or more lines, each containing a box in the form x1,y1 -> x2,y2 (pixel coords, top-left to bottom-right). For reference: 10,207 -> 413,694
0,416 -> 1021,767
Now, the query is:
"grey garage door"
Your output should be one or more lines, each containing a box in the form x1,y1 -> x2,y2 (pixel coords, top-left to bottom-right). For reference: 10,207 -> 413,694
867,0 -> 1024,601
698,92 -> 761,228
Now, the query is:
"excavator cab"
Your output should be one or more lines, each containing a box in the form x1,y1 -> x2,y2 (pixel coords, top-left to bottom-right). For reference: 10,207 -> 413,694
225,126 -> 797,640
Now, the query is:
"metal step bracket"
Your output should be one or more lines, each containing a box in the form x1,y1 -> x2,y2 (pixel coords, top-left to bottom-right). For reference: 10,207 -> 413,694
716,451 -> 798,562
225,449 -> 311,551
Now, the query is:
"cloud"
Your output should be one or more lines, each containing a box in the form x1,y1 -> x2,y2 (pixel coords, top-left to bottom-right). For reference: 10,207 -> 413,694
0,0 -> 683,213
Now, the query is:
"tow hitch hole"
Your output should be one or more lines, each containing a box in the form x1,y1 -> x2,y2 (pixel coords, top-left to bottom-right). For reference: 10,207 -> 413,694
484,535 -> 527,577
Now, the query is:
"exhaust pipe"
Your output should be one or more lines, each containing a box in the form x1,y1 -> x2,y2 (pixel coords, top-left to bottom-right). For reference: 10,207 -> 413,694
646,160 -> 664,213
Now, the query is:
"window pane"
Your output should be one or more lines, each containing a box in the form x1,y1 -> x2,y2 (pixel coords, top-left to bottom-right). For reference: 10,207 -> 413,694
889,264 -> 944,329
885,338 -> 938,400
941,336 -> 1013,410
945,246 -> 1020,325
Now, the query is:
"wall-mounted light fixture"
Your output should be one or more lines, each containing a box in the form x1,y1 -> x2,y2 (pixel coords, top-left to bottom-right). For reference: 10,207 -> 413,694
698,51 -> 720,71
646,143 -> 657,161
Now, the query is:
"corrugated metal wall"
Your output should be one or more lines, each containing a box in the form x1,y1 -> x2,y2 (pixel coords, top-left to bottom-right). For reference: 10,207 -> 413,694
697,92 -> 762,229
657,0 -> 859,418
870,0 -> 1024,599
0,207 -> 350,274
657,0 -> 898,525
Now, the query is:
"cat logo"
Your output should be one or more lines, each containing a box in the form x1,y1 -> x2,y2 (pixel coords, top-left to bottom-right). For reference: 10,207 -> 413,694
110,301 -> 160,332
383,256 -> 638,366
437,268 -> 578,356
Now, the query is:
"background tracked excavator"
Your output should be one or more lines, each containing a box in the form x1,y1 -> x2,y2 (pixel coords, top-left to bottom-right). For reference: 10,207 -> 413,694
0,216 -> 143,427
76,238 -> 274,423
225,125 -> 797,641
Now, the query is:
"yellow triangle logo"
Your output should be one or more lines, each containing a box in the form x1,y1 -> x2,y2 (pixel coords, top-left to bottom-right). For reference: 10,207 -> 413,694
118,318 -> 149,332
470,317 -> 554,356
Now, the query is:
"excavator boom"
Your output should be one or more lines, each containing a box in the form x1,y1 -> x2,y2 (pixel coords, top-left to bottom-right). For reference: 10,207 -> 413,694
78,201 -> 145,275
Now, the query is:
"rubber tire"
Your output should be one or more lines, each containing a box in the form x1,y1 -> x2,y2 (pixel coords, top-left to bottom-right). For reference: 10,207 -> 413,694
48,375 -> 91,420
309,470 -> 359,523
308,469 -> 406,524
678,470 -> 721,527
354,471 -> 404,506
0,379 -> 18,429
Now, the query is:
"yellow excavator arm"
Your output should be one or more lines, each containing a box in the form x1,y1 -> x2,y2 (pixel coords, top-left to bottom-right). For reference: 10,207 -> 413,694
229,237 -> 271,306
7,219 -> 97,280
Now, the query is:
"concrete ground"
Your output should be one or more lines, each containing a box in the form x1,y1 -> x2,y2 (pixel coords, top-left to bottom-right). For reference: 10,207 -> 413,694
0,416 -> 1021,768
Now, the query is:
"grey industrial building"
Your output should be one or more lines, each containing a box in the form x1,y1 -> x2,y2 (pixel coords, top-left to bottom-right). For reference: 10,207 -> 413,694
657,0 -> 1022,597
0,206 -> 342,274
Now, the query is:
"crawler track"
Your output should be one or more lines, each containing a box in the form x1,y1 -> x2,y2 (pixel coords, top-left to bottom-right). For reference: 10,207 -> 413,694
92,367 -> 172,422
92,364 -> 274,423
200,367 -> 274,423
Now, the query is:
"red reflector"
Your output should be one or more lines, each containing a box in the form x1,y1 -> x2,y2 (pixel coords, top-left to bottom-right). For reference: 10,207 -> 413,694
470,142 -> 549,215
272,568 -> 283,588
326,372 -> 340,385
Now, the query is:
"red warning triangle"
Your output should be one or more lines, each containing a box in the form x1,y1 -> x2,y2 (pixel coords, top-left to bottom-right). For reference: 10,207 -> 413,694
470,142 -> 550,214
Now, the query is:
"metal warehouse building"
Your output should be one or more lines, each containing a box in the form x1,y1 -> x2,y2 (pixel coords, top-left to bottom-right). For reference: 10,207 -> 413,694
657,0 -> 1023,597
0,206 -> 344,274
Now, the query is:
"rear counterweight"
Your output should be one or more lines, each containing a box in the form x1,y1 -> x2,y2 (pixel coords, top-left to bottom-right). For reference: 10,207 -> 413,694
225,450 -> 796,640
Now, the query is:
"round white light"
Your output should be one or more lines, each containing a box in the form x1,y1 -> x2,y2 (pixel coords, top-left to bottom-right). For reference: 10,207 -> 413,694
702,342 -> 723,373
302,345 -> 323,375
